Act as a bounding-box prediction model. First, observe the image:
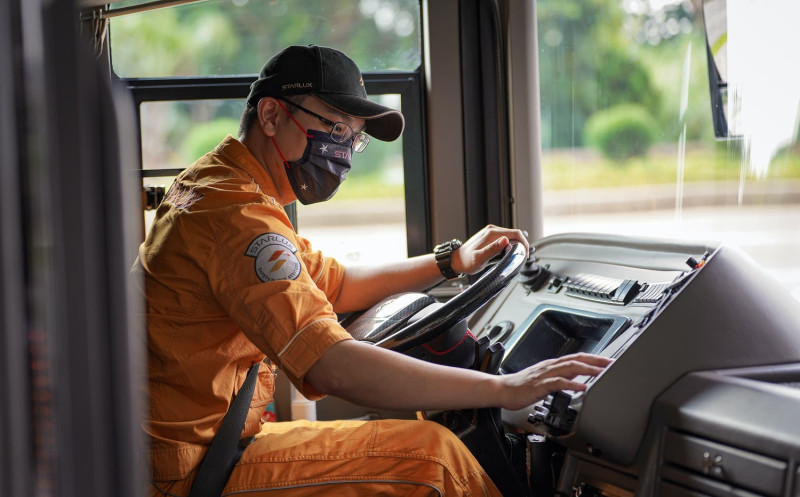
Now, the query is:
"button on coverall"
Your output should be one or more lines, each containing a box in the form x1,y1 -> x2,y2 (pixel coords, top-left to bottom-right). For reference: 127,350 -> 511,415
134,136 -> 500,496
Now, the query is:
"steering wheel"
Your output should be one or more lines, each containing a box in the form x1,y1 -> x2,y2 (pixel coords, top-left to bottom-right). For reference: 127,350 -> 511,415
346,242 -> 527,352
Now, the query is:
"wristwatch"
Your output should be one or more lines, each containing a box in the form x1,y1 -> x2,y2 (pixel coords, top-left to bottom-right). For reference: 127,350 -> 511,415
433,239 -> 463,280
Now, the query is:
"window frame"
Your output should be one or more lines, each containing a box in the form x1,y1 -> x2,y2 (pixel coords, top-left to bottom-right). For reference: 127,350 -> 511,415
119,69 -> 431,257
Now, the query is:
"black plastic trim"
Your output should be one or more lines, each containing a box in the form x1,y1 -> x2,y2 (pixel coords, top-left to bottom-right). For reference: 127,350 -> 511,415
459,0 -> 512,234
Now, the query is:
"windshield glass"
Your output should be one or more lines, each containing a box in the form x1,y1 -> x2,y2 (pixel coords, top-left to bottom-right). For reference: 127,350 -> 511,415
538,0 -> 800,301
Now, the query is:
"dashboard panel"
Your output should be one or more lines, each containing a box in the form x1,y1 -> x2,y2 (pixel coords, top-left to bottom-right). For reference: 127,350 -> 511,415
468,233 -> 800,496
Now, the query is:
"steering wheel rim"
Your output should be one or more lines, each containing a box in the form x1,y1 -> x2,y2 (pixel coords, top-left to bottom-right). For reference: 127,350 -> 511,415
375,242 -> 528,352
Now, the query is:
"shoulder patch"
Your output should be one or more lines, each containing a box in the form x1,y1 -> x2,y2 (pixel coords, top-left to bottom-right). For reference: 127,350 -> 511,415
245,233 -> 302,282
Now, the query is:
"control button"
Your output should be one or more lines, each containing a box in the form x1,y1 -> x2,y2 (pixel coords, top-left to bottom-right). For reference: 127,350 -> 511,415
702,452 -> 724,475
527,391 -> 577,435
486,320 -> 515,343
518,261 -> 551,291
547,275 -> 566,293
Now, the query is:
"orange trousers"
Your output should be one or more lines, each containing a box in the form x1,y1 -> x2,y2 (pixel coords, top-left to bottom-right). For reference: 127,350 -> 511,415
150,419 -> 501,496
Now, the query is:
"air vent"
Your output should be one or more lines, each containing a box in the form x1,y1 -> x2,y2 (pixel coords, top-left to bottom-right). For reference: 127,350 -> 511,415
563,273 -> 641,305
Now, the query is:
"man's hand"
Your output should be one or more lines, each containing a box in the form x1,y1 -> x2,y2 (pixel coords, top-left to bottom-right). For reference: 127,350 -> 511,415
498,353 -> 614,410
306,340 -> 612,413
452,224 -> 530,276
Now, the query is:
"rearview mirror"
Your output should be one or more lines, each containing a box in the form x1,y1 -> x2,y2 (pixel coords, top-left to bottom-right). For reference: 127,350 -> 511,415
702,0 -> 734,140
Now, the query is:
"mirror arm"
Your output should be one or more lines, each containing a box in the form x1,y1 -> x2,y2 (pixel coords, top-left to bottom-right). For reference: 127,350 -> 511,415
705,41 -> 730,140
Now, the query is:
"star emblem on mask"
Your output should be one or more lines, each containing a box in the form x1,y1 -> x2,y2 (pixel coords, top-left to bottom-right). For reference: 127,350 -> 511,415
300,183 -> 309,190
319,144 -> 329,153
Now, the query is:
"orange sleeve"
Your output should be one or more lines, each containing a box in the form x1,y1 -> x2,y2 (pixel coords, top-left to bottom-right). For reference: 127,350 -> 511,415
205,200 -> 352,397
293,232 -> 346,304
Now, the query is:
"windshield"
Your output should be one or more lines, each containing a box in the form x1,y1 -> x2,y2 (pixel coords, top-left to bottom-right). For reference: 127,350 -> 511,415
538,0 -> 800,301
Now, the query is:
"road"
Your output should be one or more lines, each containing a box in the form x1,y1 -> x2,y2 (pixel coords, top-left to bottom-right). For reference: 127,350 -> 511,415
300,202 -> 800,302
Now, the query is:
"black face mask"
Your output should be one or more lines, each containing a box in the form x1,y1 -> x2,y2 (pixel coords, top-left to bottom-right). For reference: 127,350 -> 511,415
275,129 -> 353,205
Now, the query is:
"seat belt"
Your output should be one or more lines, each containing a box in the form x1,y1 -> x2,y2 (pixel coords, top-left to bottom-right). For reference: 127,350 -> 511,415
188,363 -> 260,497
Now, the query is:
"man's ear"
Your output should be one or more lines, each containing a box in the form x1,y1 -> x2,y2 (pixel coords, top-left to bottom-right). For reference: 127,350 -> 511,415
257,97 -> 281,137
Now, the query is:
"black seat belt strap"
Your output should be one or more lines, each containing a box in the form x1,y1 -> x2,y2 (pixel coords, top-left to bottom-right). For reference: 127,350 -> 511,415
188,363 -> 260,497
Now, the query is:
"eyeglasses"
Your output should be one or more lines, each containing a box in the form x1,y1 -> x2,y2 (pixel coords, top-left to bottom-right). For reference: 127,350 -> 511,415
280,98 -> 370,153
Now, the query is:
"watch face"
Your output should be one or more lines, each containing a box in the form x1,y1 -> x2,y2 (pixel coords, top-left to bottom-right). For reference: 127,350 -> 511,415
435,239 -> 461,255
435,241 -> 455,258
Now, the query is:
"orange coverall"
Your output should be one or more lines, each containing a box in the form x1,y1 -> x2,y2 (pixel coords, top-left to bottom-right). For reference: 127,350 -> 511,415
134,136 -> 500,496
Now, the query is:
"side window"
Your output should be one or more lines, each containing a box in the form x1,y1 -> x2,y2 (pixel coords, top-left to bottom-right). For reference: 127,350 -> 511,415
537,0 -> 800,300
139,99 -> 241,232
110,0 -> 424,261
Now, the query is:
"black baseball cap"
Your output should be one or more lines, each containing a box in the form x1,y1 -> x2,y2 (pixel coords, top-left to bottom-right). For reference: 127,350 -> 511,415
247,45 -> 405,142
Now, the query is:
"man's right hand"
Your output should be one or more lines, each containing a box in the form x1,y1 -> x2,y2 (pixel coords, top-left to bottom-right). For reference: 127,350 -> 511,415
305,340 -> 612,413
497,353 -> 614,411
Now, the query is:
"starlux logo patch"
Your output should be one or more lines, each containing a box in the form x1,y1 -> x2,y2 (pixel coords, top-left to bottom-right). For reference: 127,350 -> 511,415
245,233 -> 302,282
282,82 -> 313,91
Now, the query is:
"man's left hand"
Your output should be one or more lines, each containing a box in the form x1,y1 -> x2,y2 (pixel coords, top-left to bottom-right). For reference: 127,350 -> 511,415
452,225 -> 530,276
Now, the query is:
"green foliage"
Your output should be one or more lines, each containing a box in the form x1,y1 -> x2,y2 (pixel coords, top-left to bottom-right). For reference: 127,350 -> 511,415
537,0 -> 716,149
109,0 -> 421,78
110,0 -> 420,180
109,6 -> 240,78
182,118 -> 240,164
538,0 -> 655,148
641,33 -> 715,142
592,47 -> 660,111
584,104 -> 659,162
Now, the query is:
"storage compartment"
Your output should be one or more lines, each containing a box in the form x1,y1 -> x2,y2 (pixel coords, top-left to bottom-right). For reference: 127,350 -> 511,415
657,481 -> 713,497
500,305 -> 629,374
662,431 -> 786,496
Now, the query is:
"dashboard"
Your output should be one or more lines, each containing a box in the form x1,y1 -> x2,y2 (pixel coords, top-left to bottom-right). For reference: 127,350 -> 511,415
468,233 -> 800,497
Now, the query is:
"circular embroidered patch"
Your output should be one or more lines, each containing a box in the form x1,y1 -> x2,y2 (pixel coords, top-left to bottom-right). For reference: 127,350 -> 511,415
245,233 -> 302,282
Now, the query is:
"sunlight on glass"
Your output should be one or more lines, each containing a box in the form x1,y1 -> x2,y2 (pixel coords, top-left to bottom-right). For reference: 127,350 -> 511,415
725,0 -> 800,177
675,41 -> 693,220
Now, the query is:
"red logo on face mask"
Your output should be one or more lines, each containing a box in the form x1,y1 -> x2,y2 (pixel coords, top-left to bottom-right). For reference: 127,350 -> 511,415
334,149 -> 352,160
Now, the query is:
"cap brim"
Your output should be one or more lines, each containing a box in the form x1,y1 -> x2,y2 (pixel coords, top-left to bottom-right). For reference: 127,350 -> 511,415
315,93 -> 405,142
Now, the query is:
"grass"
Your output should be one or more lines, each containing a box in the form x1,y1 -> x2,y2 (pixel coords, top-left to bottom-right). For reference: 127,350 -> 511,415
330,142 -> 800,200
332,173 -> 406,200
540,143 -> 800,190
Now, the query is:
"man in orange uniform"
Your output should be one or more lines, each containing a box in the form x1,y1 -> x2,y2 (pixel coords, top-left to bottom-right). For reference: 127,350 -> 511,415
135,45 -> 611,496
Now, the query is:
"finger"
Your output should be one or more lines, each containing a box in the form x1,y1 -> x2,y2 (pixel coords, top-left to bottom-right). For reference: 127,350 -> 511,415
507,228 -> 530,249
527,354 -> 612,376
538,376 -> 590,393
556,353 -> 614,368
471,236 -> 509,264
540,360 -> 607,380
